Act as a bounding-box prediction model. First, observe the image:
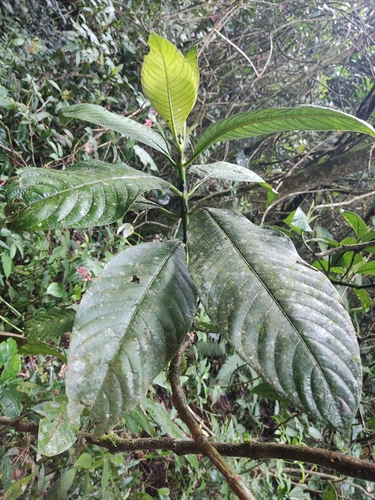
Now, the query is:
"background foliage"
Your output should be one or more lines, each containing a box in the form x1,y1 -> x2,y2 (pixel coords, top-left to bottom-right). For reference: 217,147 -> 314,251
1,0 -> 375,498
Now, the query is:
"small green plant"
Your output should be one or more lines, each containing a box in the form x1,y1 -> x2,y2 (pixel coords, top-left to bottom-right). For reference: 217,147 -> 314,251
3,33 -> 375,497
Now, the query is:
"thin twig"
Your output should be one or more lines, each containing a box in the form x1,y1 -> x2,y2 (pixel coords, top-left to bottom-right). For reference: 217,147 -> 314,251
0,143 -> 28,168
313,191 -> 375,210
213,28 -> 260,77
329,279 -> 375,290
169,333 -> 256,500
315,240 -> 375,258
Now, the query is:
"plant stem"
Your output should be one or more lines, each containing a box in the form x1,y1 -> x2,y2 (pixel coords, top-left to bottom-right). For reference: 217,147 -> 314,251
177,153 -> 189,244
0,296 -> 22,317
3,415 -> 375,482
169,332 -> 256,500
0,315 -> 23,334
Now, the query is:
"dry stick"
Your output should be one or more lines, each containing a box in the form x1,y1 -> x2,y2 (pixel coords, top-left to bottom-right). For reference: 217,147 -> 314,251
315,240 -> 375,258
198,4 -> 239,56
213,28 -> 274,81
260,186 -> 375,226
1,418 -> 375,482
213,28 -> 260,78
312,190 -> 375,210
169,332 -> 256,500
0,143 -> 29,168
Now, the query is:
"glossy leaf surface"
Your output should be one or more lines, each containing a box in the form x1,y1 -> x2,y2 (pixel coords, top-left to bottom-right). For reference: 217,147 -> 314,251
190,162 -> 265,183
0,380 -> 21,417
37,396 -> 79,459
62,104 -> 172,160
190,161 -> 276,197
184,46 -> 199,86
188,208 -> 362,429
5,161 -> 170,230
66,241 -> 197,435
141,32 -> 198,143
0,338 -> 20,382
190,106 -> 375,162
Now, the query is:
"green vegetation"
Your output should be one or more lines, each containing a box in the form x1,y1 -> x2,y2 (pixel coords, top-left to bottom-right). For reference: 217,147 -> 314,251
1,1 -> 375,498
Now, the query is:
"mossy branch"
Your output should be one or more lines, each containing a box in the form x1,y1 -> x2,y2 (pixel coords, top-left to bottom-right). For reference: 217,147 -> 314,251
1,416 -> 375,481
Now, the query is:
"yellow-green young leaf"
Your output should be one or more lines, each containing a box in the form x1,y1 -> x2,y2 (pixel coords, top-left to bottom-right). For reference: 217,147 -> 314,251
141,32 -> 198,145
184,46 -> 199,88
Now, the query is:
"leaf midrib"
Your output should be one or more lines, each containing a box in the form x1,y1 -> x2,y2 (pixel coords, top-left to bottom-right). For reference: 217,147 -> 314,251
157,43 -> 178,142
14,172 -> 166,207
189,108 -> 375,163
90,241 -> 181,415
205,209 -> 337,420
63,105 -> 171,158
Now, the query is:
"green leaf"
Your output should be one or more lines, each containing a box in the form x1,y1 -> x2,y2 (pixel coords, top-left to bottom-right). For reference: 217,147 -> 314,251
3,473 -> 34,500
153,371 -> 171,390
141,32 -> 198,145
19,342 -> 67,364
354,288 -> 372,313
189,106 -> 375,163
314,226 -> 338,253
188,208 -> 362,429
66,241 -> 197,436
190,162 -> 265,183
123,405 -> 155,436
1,254 -> 13,279
46,282 -> 66,298
284,207 -> 313,234
129,195 -> 165,212
0,379 -> 22,417
74,453 -> 93,470
0,338 -> 18,368
252,382 -> 286,401
61,104 -> 172,160
5,161 -> 170,231
308,426 -> 323,439
0,338 -> 20,381
142,397 -> 199,471
184,46 -> 199,86
356,261 -> 375,276
216,353 -> 245,386
189,161 -> 276,199
37,396 -> 79,459
324,483 -> 338,500
342,210 -> 368,238
158,488 -> 170,496
133,145 -> 158,172
361,231 -> 375,253
0,355 -> 21,382
45,468 -> 76,500
25,307 -> 75,342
